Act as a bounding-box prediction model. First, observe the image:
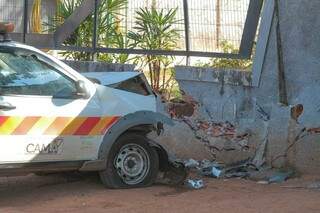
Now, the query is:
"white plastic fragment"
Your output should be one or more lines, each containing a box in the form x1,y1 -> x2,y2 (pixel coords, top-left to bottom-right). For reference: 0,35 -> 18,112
186,179 -> 204,189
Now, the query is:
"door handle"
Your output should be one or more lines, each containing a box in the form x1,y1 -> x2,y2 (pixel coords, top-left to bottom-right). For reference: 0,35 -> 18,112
0,102 -> 16,110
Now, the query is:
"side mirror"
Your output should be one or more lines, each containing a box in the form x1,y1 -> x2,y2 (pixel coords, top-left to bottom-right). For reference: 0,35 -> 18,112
75,80 -> 90,99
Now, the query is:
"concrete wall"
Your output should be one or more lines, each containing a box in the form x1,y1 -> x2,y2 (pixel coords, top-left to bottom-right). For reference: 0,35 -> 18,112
171,0 -> 320,174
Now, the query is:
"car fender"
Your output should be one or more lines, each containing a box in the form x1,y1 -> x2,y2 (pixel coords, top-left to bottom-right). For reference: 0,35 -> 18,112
79,111 -> 174,171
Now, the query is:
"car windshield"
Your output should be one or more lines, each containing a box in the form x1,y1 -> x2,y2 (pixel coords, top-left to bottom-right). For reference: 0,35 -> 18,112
0,47 -> 76,97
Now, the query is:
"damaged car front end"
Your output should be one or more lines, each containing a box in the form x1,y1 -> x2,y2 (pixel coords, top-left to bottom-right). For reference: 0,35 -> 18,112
81,71 -> 188,187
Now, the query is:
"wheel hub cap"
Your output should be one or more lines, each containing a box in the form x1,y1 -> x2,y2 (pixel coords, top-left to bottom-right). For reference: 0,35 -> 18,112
114,144 -> 150,185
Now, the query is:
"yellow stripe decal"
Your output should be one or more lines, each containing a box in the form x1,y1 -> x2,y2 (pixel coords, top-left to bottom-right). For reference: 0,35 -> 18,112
60,117 -> 87,135
28,117 -> 57,135
89,117 -> 113,136
44,117 -> 73,135
0,117 -> 24,135
0,116 -> 120,136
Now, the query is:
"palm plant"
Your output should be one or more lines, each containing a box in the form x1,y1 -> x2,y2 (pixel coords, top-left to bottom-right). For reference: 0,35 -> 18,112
98,31 -> 134,63
45,0 -> 129,61
128,8 -> 181,92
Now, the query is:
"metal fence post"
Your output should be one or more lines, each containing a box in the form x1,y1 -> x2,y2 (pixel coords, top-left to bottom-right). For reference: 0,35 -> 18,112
23,0 -> 29,43
239,0 -> 263,57
92,0 -> 99,61
183,0 -> 190,65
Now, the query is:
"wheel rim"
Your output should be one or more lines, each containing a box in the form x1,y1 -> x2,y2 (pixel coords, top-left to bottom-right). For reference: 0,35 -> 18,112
114,143 -> 150,185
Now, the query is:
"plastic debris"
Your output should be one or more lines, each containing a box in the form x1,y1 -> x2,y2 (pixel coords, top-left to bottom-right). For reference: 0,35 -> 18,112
211,166 -> 224,178
200,165 -> 224,178
186,179 -> 204,189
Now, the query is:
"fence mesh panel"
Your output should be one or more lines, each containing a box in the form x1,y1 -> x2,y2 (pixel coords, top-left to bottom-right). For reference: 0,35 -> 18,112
116,0 -> 249,52
0,0 -> 250,53
0,0 -> 24,33
188,0 -> 249,52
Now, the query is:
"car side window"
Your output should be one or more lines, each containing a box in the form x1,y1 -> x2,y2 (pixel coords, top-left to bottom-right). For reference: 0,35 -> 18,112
0,47 -> 77,97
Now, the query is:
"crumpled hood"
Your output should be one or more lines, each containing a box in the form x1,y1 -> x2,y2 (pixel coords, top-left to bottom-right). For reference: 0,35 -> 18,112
82,72 -> 140,86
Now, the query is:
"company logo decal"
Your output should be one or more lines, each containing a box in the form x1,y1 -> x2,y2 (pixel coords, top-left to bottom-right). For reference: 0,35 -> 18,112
26,138 -> 64,155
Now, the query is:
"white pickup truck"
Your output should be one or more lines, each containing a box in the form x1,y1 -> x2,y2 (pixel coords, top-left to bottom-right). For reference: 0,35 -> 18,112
0,23 -> 185,188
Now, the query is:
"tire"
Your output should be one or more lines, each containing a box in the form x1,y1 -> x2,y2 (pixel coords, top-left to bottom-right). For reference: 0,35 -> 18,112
99,133 -> 159,189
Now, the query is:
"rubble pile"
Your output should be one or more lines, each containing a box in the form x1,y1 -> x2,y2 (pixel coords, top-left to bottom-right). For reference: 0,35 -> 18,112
183,158 -> 295,189
165,95 -> 300,190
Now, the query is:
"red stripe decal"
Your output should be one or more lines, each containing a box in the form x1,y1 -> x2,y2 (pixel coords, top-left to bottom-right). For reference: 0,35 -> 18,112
74,117 -> 101,135
12,116 -> 41,135
0,116 -> 9,127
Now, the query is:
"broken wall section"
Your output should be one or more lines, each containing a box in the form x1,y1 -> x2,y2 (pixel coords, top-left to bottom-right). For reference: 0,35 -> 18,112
172,67 -> 266,166
172,0 -> 320,174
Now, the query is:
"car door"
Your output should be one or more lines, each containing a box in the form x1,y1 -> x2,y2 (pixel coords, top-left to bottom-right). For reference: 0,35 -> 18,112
0,45 -> 105,164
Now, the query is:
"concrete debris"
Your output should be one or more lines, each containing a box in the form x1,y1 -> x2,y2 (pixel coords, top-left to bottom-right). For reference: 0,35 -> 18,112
268,171 -> 294,184
183,158 -> 294,184
181,118 -> 251,158
184,159 -> 200,168
249,168 -> 294,184
186,179 -> 204,189
185,159 -> 254,179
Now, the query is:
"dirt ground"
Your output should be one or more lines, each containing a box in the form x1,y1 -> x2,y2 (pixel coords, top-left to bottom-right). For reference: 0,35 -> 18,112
0,173 -> 319,213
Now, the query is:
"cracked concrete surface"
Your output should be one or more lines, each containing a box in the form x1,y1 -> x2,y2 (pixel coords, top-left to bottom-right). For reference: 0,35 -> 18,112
170,0 -> 320,174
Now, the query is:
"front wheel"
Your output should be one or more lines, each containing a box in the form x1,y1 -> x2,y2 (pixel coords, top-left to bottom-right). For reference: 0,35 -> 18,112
99,133 -> 159,188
